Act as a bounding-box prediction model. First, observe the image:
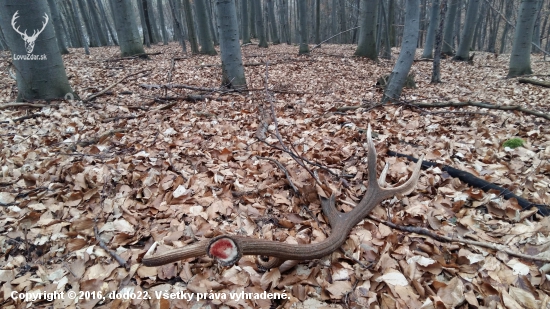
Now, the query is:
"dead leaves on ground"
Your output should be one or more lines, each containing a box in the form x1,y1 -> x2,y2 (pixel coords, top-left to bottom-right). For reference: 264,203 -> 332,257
0,43 -> 550,308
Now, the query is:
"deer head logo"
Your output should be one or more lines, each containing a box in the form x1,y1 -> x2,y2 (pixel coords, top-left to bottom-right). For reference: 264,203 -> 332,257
11,11 -> 49,54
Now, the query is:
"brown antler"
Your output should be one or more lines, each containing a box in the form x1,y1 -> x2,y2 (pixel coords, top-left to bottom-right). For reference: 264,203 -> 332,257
142,126 -> 423,268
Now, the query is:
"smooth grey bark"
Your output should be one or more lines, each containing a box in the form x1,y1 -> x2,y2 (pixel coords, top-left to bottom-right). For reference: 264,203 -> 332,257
422,0 -> 439,58
182,0 -> 199,54
195,0 -> 217,54
206,0 -> 219,45
168,0 -> 186,52
216,0 -> 247,89
76,0 -> 100,47
354,0 -> 378,59
441,0 -> 457,55
298,0 -> 309,53
314,0 -> 320,44
157,0 -> 169,45
111,0 -> 146,57
0,0 -> 75,101
432,0 -> 447,83
70,0 -> 90,54
146,0 -> 161,43
88,1 -> 109,46
46,0 -> 69,54
453,0 -> 461,47
62,1 -> 80,47
137,0 -> 151,47
331,0 -> 338,43
382,0 -> 420,103
0,28 -> 7,50
380,0 -> 392,58
253,0 -> 268,47
388,0 -> 396,46
241,0 -> 251,43
141,0 -> 156,44
279,0 -> 290,44
508,0 -> 540,77
249,0 -> 257,38
454,0 -> 480,60
532,0 -> 543,51
499,0 -> 513,53
97,0 -> 118,45
339,0 -> 347,43
267,0 -> 280,44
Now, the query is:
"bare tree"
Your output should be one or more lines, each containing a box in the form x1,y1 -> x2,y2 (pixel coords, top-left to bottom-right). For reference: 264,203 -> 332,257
382,0 -> 420,103
298,0 -> 309,54
195,0 -> 217,55
508,0 -> 540,77
110,0 -> 147,57
216,0 -> 247,89
454,0 -> 480,60
354,0 -> 378,59
0,1 -> 76,101
422,0 -> 440,58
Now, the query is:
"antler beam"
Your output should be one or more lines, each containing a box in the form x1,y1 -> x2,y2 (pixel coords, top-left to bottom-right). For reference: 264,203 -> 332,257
142,126 -> 423,268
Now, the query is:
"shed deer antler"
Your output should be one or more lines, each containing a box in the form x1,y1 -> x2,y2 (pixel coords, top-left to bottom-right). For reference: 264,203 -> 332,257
11,10 -> 49,54
142,126 -> 423,268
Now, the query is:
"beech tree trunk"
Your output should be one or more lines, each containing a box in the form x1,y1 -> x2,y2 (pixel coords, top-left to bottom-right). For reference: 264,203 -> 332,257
254,0 -> 268,47
431,0 -> 447,83
354,0 -> 378,59
442,0 -> 457,55
111,0 -> 146,57
454,0 -> 480,60
382,0 -> 420,103
267,0 -> 280,44
157,0 -> 168,45
168,0 -> 186,52
241,0 -> 251,43
298,0 -> 309,54
216,0 -> 247,89
46,0 -> 69,54
508,0 -> 540,77
0,0 -> 75,101
182,0 -> 199,54
195,0 -> 217,55
422,0 -> 439,58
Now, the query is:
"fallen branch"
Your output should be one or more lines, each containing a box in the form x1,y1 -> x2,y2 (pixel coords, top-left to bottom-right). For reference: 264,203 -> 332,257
310,26 -> 361,52
84,70 -> 150,102
94,222 -> 129,269
0,102 -> 47,110
197,59 -> 314,68
104,52 -> 161,62
140,84 -> 308,95
337,100 -> 550,121
387,151 -> 550,216
0,113 -> 44,124
367,215 -> 550,263
518,78 -> 550,88
77,129 -> 126,147
256,156 -> 299,194
101,115 -> 138,123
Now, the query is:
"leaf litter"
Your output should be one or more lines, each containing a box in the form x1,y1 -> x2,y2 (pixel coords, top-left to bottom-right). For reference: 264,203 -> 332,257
1,43 -> 550,308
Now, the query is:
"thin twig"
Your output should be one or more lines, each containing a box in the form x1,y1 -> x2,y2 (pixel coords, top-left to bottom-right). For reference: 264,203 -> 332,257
84,69 -> 150,102
256,156 -> 299,194
310,26 -> 361,52
367,215 -> 550,263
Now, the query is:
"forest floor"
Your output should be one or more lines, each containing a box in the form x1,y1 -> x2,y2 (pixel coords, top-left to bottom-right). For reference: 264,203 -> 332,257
1,42 -> 550,309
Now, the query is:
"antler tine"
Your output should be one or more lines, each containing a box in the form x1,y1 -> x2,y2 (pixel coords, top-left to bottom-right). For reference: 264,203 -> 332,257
11,11 -> 26,37
142,124 -> 423,269
378,163 -> 389,188
32,13 -> 49,38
